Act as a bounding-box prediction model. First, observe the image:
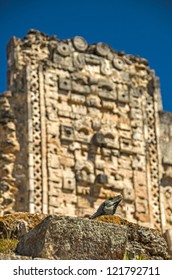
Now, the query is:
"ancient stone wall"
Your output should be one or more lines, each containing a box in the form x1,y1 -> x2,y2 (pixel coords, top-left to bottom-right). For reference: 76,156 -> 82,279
0,91 -> 19,215
1,30 -> 171,234
159,112 -> 172,231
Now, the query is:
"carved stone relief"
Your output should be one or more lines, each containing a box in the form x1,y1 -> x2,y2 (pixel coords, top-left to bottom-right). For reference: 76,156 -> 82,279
2,29 -> 170,236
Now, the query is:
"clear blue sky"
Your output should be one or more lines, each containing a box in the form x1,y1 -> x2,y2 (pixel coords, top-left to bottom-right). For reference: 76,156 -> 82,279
0,0 -> 172,112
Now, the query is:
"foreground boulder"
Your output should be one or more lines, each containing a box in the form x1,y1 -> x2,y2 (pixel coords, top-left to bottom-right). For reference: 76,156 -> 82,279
16,216 -> 127,259
15,215 -> 169,260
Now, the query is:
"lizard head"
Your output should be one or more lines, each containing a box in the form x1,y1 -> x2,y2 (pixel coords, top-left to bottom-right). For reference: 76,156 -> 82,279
89,194 -> 123,219
104,195 -> 123,215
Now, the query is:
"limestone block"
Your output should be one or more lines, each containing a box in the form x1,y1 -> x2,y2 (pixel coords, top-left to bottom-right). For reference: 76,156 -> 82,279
131,98 -> 142,109
77,196 -> 92,208
117,84 -> 129,103
48,196 -> 60,208
71,80 -> 90,94
101,148 -> 111,159
132,128 -> 144,141
135,199 -> 148,216
100,60 -> 112,75
87,107 -> 102,117
73,53 -> 85,70
124,203 -> 136,222
130,108 -> 142,120
58,77 -> 71,91
86,94 -> 101,108
105,133 -> 119,149
134,171 -> 147,187
135,186 -> 148,200
111,149 -> 120,157
70,94 -> 85,104
118,116 -> 131,131
49,179 -> 62,190
48,187 -> 61,197
60,125 -> 74,141
71,104 -> 87,115
74,149 -> 87,162
49,193 -> 77,209
57,101 -> 72,113
48,154 -> 60,169
48,168 -> 62,182
123,184 -> 135,202
132,154 -> 146,171
111,156 -> 118,169
104,160 -> 118,174
98,89 -> 116,101
110,180 -> 124,190
96,187 -> 116,198
45,97 -> 57,108
58,109 -> 71,118
46,107 -> 58,121
84,53 -> 101,65
47,143 -> 61,154
75,131 -> 90,144
95,158 -> 104,170
47,122 -> 59,135
76,168 -> 95,184
132,140 -> 145,154
102,100 -> 114,110
117,169 -> 133,180
59,155 -> 75,168
120,137 -> 133,153
119,130 -> 131,139
77,186 -> 90,195
68,142 -> 81,152
62,168 -> 76,191
118,155 -> 131,169
45,88 -> 58,100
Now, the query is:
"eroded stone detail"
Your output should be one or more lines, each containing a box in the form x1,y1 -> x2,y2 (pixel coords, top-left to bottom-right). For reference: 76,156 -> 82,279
0,92 -> 19,215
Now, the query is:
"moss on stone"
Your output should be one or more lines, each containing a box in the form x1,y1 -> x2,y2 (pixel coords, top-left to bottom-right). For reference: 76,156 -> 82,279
0,212 -> 48,239
0,239 -> 18,254
95,215 -> 129,225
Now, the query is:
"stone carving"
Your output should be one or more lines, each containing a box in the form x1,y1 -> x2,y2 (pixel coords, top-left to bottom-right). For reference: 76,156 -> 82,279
0,93 -> 19,215
73,36 -> 88,52
96,42 -> 110,57
57,43 -> 71,56
1,30 -> 172,246
112,56 -> 125,70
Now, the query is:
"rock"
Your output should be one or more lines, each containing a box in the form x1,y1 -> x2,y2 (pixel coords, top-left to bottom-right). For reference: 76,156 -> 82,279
15,215 -> 170,260
16,216 -> 127,260
96,216 -> 170,260
0,212 -> 48,239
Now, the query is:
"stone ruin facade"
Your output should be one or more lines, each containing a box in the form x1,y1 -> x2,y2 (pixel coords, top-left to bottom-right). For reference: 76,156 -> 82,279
0,30 -> 172,242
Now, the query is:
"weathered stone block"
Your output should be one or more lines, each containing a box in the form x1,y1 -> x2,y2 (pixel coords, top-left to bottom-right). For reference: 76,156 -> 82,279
16,216 -> 127,259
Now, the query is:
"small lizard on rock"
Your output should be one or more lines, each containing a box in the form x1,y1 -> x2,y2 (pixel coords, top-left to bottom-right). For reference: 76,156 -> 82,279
89,195 -> 122,219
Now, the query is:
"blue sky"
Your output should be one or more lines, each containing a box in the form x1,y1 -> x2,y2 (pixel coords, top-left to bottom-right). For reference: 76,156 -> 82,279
0,0 -> 172,112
